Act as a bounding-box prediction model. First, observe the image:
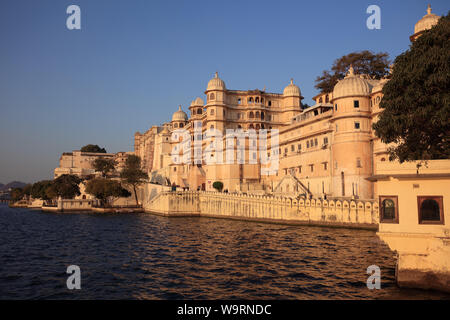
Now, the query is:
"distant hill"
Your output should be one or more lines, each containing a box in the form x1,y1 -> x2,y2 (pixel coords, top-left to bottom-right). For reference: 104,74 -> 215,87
0,181 -> 27,191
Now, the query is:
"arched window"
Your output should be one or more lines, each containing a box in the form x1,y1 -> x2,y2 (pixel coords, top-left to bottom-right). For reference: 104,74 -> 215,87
379,196 -> 398,222
238,98 -> 241,104
261,98 -> 264,104
210,109 -> 215,115
249,124 -> 254,129
319,97 -> 323,103
418,196 -> 443,224
261,124 -> 265,129
255,97 -> 259,103
179,123 -> 184,128
210,125 -> 214,130
381,157 -> 386,162
376,96 -> 381,103
174,123 -> 178,128
325,95 -> 329,103
249,112 -> 254,118
237,125 -> 242,129
261,112 -> 265,120
256,124 -> 260,130
248,97 -> 253,104
255,111 -> 260,119
210,93 -> 215,100
197,108 -> 202,114
268,101 -> 272,107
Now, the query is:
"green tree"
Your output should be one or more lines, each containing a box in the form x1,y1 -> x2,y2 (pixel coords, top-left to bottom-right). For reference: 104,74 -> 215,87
22,184 -> 32,198
85,178 -> 131,207
48,174 -> 82,199
10,188 -> 24,202
120,155 -> 148,205
315,50 -> 391,93
30,180 -> 53,200
373,13 -> 450,162
212,181 -> 223,192
80,144 -> 107,153
93,158 -> 116,177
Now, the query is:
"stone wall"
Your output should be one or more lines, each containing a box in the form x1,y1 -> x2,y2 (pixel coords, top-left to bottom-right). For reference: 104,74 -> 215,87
144,190 -> 378,230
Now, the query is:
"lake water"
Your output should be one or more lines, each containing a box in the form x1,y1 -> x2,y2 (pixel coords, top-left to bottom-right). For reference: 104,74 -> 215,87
0,204 -> 449,300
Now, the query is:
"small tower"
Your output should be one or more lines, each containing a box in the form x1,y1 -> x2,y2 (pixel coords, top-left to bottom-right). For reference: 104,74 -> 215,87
282,79 -> 302,123
205,72 -> 227,133
331,65 -> 373,199
171,105 -> 188,129
410,4 -> 441,42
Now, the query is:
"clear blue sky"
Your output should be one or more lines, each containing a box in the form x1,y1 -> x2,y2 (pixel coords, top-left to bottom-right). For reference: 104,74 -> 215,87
0,0 -> 447,184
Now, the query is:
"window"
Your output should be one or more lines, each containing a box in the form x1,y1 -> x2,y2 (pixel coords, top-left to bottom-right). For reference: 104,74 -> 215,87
356,157 -> 362,168
335,104 -> 338,111
336,124 -> 338,132
418,196 -> 444,224
354,100 -> 359,108
248,97 -> 253,104
210,93 -> 215,100
319,97 -> 323,103
323,137 -> 328,145
379,196 -> 399,223
238,98 -> 241,104
310,164 -> 314,172
298,166 -> 302,173
323,162 -> 328,170
197,108 -> 202,114
284,148 -> 288,154
291,145 -> 295,152
306,141 -> 310,148
355,122 -> 360,129
249,112 -> 254,118
179,123 -> 184,128
297,144 -> 301,151
325,95 -> 329,103
210,109 -> 214,115
314,138 -> 318,146
210,125 -> 214,130
174,123 -> 178,128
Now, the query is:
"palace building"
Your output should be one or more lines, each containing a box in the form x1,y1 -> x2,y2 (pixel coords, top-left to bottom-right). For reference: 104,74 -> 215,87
132,5 -> 441,200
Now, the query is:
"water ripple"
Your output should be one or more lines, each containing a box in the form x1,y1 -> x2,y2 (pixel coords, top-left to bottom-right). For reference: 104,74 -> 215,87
0,205 -> 449,300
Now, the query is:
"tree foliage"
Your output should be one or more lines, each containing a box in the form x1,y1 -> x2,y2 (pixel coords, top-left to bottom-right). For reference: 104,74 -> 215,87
93,158 -> 116,177
119,155 -> 148,205
85,178 -> 131,207
80,144 -> 107,153
10,188 -> 24,202
30,180 -> 53,200
315,50 -> 391,93
373,13 -> 450,162
47,174 -> 82,199
212,181 -> 223,192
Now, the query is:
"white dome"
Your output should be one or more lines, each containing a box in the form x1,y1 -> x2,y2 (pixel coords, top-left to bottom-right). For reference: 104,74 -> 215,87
190,97 -> 204,107
172,105 -> 188,122
283,79 -> 301,97
414,5 -> 440,34
332,66 -> 370,100
206,72 -> 226,91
